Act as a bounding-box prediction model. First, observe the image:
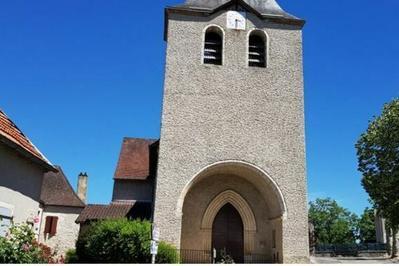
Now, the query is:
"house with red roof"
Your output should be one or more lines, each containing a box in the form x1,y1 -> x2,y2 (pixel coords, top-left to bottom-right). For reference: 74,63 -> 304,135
39,167 -> 86,255
0,109 -> 55,237
76,138 -> 155,230
0,109 -> 86,255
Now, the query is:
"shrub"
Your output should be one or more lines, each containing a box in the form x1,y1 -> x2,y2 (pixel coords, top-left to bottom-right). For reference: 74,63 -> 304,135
65,249 -> 79,263
76,219 -> 178,263
0,223 -> 61,263
156,241 -> 179,264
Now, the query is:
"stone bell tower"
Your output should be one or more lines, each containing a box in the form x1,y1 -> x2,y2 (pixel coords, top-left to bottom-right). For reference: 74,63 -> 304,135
153,0 -> 309,263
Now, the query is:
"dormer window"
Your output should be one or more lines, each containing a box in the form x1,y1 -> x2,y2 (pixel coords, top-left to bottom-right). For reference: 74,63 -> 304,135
203,27 -> 223,65
249,31 -> 267,68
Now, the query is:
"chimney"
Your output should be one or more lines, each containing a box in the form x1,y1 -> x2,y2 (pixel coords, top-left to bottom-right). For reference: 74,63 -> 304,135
77,172 -> 88,204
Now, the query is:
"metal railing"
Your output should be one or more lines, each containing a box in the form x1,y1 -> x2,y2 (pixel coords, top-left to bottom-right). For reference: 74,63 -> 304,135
316,243 -> 387,257
179,250 -> 212,264
174,250 -> 271,264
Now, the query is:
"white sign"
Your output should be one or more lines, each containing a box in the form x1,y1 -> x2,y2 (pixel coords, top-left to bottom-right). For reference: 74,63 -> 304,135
150,240 -> 159,255
152,224 -> 160,242
227,11 -> 246,30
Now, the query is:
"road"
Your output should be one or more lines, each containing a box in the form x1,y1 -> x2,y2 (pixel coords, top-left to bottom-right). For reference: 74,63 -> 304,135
311,256 -> 399,264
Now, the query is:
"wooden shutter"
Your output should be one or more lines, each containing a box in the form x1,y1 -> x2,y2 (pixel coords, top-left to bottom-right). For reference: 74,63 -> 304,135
50,216 -> 58,236
44,216 -> 58,236
44,216 -> 52,234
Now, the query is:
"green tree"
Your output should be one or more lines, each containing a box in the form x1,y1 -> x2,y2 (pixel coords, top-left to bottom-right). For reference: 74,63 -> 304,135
309,198 -> 359,245
356,99 -> 399,258
358,207 -> 377,243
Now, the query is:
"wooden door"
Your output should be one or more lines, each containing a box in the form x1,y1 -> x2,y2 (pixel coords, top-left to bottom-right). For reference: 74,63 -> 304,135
212,203 -> 244,263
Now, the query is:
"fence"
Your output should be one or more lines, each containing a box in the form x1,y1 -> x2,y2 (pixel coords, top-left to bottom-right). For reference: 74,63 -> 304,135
316,243 -> 387,257
173,250 -> 271,264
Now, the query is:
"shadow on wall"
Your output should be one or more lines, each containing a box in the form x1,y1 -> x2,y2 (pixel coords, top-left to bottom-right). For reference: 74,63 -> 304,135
0,145 -> 44,202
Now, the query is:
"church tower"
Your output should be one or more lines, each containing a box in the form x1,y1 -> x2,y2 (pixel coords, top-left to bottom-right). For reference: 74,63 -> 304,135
154,0 -> 309,263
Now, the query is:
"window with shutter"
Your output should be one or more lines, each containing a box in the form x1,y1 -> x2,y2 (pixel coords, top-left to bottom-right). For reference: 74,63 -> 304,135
249,32 -> 266,68
44,216 -> 52,234
204,27 -> 223,65
50,217 -> 58,236
44,216 -> 58,236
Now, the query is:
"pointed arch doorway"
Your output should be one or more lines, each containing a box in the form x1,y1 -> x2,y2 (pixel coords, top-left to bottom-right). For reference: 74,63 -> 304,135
212,203 -> 244,263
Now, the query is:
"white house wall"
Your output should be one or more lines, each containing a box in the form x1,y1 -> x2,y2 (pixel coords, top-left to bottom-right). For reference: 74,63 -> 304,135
0,144 -> 44,234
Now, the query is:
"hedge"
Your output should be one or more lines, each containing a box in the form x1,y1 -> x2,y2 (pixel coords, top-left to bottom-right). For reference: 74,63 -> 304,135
75,219 -> 178,263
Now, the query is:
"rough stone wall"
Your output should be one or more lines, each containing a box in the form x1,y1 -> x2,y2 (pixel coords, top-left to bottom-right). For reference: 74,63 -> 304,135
0,144 -> 43,232
154,9 -> 308,263
39,206 -> 82,255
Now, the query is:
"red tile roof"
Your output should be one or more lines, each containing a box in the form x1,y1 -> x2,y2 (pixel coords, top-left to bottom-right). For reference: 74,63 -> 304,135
41,166 -> 85,208
75,201 -> 153,223
0,109 -> 54,170
76,203 -> 135,223
114,138 -> 158,180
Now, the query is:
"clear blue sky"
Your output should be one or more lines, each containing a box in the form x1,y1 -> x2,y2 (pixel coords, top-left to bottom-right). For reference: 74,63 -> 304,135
1,0 -> 398,215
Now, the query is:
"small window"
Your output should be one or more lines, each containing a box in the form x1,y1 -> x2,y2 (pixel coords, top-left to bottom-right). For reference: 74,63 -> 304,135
204,27 -> 223,65
249,32 -> 266,68
44,216 -> 58,236
0,206 -> 13,237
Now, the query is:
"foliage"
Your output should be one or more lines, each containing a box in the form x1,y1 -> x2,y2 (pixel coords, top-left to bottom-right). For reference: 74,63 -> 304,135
76,219 -> 178,263
156,241 -> 179,264
358,207 -> 377,243
65,249 -> 79,263
356,99 -> 399,257
309,198 -> 359,245
0,223 -> 62,264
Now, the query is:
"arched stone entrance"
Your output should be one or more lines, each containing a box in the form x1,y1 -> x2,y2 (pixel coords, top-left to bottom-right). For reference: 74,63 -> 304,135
179,161 -> 287,263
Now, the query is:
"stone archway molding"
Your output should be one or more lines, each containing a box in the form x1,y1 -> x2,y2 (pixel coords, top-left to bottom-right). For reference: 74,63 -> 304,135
201,190 -> 256,231
176,160 -> 287,220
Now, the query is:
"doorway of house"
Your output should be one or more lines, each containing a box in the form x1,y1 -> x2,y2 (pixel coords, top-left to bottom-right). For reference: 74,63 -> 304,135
212,203 -> 244,263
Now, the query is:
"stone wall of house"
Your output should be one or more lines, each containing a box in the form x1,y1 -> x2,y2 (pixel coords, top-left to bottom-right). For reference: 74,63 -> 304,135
39,206 -> 82,255
154,8 -> 308,263
112,179 -> 153,202
0,144 -> 44,236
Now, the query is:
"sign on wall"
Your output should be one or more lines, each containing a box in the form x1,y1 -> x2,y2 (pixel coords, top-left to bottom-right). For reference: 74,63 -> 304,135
152,224 -> 160,242
150,240 -> 159,255
151,224 -> 160,263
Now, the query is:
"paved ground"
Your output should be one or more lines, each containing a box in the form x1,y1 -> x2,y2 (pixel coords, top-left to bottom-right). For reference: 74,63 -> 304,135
311,256 -> 399,264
